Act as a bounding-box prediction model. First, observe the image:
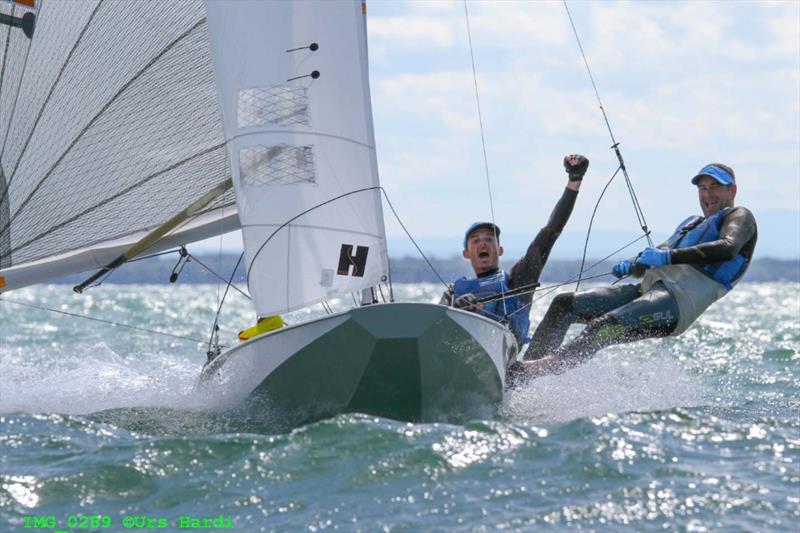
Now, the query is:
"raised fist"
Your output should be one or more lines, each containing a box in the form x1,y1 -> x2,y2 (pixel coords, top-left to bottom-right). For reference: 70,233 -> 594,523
564,154 -> 589,181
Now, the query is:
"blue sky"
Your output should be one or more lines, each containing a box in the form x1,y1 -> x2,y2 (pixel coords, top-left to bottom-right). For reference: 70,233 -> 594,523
203,0 -> 799,259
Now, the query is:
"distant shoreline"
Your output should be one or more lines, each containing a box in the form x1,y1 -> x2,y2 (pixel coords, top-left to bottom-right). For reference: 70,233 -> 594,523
49,254 -> 799,286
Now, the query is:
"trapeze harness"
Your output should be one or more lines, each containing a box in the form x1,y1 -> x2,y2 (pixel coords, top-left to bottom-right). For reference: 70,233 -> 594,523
452,269 -> 530,344
663,207 -> 749,289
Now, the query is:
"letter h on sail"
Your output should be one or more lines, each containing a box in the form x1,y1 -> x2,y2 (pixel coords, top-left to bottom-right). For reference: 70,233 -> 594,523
337,244 -> 368,277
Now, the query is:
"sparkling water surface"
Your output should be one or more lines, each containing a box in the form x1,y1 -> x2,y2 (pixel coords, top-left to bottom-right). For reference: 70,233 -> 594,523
1,283 -> 798,531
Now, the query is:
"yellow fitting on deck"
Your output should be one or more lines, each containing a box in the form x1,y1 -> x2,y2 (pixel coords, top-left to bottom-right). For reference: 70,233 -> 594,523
238,315 -> 285,341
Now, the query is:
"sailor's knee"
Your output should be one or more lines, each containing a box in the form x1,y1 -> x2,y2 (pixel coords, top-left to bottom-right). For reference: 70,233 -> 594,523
550,292 -> 575,313
585,314 -> 619,330
583,314 -> 628,344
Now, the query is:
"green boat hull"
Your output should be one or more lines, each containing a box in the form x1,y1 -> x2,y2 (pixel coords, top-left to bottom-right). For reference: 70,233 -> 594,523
198,303 -> 517,425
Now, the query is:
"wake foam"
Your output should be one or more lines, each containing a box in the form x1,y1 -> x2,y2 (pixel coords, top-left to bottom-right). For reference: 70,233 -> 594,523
2,317 -> 707,429
502,344 -> 707,423
0,342 -> 208,415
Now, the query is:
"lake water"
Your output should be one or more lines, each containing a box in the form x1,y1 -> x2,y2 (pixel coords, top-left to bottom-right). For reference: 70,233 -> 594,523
1,282 -> 798,531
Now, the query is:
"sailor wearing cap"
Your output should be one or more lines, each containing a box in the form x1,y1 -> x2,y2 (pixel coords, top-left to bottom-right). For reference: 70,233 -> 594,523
441,154 -> 589,345
517,162 -> 758,381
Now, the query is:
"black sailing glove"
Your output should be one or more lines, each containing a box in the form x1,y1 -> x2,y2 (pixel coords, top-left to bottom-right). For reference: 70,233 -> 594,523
454,293 -> 479,311
564,154 -> 589,181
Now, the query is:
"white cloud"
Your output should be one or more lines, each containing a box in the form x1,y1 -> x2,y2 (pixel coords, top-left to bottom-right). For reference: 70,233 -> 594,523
407,0 -> 461,16
466,0 -> 569,47
366,1 -> 799,247
765,2 -> 800,57
375,71 -> 479,130
368,15 -> 457,48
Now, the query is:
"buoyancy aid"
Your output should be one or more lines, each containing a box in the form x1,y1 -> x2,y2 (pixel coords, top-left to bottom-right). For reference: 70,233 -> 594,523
664,207 -> 748,289
452,270 -> 530,343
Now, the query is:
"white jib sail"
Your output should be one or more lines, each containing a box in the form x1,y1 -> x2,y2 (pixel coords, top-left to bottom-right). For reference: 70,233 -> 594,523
205,0 -> 389,316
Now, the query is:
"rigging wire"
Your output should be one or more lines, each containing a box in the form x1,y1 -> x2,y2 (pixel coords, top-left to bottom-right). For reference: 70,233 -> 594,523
463,0 -> 507,315
574,166 -> 622,291
78,245 -> 251,300
245,186 -> 449,290
0,296 -> 215,346
2,186 -> 440,356
380,187 -> 448,288
206,250 -> 245,358
527,242 -> 644,305
474,231 -> 650,308
573,165 -> 652,292
463,1 -> 498,230
186,251 -> 250,300
562,0 -> 654,290
215,207 -> 225,323
199,183 -> 454,350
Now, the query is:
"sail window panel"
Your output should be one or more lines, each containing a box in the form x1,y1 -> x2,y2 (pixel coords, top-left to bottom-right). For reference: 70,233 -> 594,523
6,0 -> 206,207
11,147 -> 230,266
6,15 -> 227,260
238,86 -> 310,128
239,145 -> 317,187
0,1 -> 102,181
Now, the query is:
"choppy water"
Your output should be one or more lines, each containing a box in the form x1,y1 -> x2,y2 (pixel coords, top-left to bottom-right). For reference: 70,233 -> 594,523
1,282 -> 798,531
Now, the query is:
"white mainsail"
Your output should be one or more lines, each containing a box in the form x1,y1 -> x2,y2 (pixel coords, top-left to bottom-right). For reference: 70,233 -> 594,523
0,0 -> 238,291
204,0 -> 389,316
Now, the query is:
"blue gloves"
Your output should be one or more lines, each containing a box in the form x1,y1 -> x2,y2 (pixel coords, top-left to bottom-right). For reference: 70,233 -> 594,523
612,248 -> 669,278
612,260 -> 633,278
636,247 -> 671,267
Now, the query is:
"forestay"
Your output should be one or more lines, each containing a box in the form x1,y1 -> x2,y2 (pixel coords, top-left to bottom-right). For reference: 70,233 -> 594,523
0,0 -> 238,291
204,0 -> 388,316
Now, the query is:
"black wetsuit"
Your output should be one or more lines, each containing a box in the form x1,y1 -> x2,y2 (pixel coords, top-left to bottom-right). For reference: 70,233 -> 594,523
525,206 -> 757,366
442,187 -> 579,334
508,187 -> 578,303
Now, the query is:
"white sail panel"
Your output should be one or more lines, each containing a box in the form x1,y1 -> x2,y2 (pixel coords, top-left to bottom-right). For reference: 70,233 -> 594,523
205,0 -> 389,316
0,208 -> 239,292
0,0 -> 237,282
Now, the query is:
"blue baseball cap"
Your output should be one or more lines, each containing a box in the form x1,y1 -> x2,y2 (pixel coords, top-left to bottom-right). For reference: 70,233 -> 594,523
691,164 -> 735,186
464,221 -> 500,249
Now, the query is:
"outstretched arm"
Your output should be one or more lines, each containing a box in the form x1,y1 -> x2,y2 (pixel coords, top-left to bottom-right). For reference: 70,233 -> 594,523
633,207 -> 757,271
509,154 -> 587,289
669,207 -> 757,265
